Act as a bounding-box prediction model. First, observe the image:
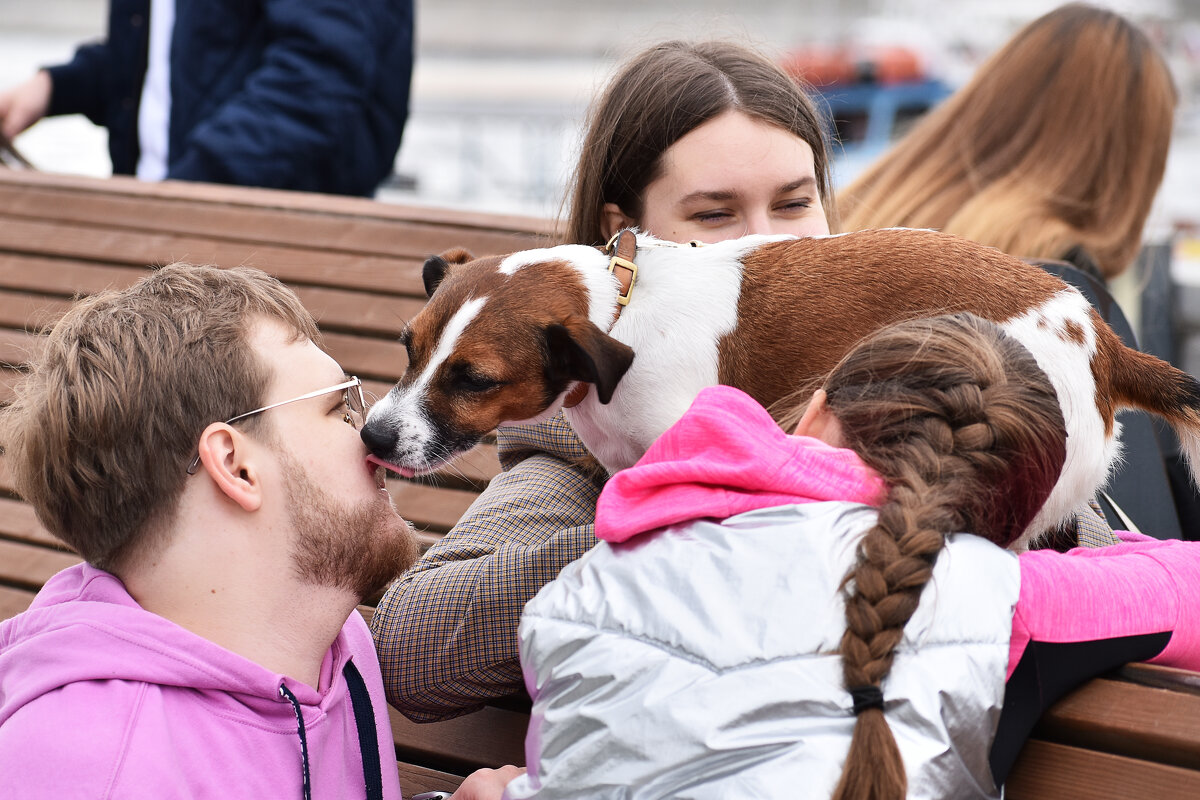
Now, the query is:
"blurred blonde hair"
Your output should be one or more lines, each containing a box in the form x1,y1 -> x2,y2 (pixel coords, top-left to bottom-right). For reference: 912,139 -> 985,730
840,3 -> 1176,279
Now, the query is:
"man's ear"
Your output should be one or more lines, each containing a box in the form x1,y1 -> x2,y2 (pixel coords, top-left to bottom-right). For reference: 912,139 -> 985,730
601,203 -> 635,241
195,423 -> 264,512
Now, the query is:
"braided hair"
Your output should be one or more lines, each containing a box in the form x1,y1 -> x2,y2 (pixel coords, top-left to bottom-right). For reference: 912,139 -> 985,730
816,314 -> 1067,800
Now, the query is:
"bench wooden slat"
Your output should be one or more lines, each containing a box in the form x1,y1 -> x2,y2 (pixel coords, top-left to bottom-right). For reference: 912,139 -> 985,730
0,584 -> 37,620
0,254 -> 148,296
0,288 -> 70,332
0,327 -> 42,369
0,217 -> 427,296
0,296 -> 405,393
0,497 -> 64,548
0,170 -> 553,251
388,482 -> 481,535
1,184 -> 545,263
1034,675 -> 1200,770
320,330 -> 408,383
389,705 -> 527,775
0,539 -> 81,590
0,254 -> 427,338
1006,739 -> 1200,799
1119,662 -> 1200,696
396,762 -> 465,797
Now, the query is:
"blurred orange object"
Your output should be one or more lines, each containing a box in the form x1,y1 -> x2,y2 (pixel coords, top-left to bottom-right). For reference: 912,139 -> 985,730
783,44 -> 925,87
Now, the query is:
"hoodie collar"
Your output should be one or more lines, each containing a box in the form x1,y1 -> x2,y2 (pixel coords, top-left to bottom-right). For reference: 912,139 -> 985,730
595,386 -> 886,543
0,564 -> 350,726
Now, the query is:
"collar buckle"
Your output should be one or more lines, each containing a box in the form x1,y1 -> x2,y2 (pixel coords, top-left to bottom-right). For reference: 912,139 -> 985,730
605,229 -> 639,307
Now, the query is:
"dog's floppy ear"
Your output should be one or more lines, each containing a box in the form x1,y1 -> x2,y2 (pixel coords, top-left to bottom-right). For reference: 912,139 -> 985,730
543,317 -> 635,404
422,248 -> 475,298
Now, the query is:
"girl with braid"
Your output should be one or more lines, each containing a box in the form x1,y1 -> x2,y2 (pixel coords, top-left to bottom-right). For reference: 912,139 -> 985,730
503,314 -> 1200,800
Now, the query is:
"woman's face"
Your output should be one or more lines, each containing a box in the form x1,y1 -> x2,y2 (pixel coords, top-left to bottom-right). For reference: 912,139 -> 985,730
603,110 -> 830,244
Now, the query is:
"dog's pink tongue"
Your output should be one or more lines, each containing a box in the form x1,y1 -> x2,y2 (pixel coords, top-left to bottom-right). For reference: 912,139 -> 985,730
366,454 -> 415,479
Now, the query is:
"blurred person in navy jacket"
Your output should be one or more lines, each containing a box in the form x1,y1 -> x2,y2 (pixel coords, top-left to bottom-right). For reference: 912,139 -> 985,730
0,0 -> 413,196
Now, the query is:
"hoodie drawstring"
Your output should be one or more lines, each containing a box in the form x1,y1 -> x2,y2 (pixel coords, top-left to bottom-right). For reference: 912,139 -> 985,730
279,684 -> 313,800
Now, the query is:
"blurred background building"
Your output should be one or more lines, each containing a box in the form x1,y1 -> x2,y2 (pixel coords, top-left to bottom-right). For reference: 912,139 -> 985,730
4,0 -> 1200,371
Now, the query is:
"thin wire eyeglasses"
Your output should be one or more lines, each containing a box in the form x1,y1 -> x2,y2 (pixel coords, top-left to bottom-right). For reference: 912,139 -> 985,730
186,377 -> 366,475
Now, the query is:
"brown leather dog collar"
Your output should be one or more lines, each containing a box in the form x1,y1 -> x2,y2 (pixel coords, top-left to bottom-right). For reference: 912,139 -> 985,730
561,232 -> 705,409
562,230 -> 638,409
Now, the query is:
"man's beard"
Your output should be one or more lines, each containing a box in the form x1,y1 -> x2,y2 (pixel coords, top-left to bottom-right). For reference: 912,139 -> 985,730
280,451 -> 420,601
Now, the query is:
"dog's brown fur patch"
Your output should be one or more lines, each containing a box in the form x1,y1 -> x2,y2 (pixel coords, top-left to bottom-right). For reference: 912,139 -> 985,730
719,229 -> 1062,409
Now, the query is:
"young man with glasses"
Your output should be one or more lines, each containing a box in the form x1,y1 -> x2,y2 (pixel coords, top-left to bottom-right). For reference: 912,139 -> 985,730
0,264 -> 518,799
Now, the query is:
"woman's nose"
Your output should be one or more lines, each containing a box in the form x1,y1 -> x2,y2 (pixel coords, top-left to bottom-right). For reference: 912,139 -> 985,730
742,210 -> 774,236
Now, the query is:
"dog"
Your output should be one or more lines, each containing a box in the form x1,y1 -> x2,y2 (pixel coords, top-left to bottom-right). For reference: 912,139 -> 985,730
361,228 -> 1200,545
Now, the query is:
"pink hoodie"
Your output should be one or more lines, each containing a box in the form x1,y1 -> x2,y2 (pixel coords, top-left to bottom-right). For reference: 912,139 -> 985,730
595,385 -> 886,544
0,563 -> 401,799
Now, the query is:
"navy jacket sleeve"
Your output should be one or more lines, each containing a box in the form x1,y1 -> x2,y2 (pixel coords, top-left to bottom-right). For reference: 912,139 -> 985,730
45,42 -> 111,125
167,0 -> 412,195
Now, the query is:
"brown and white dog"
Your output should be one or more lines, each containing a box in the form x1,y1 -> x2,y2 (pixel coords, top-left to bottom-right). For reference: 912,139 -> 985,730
361,228 -> 1200,545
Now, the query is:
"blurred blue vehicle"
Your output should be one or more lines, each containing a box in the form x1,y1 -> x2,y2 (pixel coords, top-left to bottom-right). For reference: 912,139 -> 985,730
782,45 -> 953,187
818,78 -> 953,186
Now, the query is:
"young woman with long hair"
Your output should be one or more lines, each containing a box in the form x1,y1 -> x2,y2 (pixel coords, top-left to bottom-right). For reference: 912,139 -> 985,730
840,3 -> 1190,539
840,3 -> 1175,281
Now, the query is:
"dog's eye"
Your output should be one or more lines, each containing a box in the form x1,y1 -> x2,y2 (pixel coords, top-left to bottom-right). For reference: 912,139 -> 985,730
455,373 -> 503,393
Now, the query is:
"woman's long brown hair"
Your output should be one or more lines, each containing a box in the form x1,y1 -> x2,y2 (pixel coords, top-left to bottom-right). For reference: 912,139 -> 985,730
840,4 -> 1176,279
802,315 -> 1067,800
561,39 -> 837,245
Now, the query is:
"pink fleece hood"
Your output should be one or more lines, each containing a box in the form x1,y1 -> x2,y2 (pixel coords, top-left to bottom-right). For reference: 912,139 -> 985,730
595,385 -> 887,543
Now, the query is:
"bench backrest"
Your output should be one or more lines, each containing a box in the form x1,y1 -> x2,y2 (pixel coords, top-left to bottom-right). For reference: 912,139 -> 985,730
0,169 -> 544,794
3,171 -> 1199,797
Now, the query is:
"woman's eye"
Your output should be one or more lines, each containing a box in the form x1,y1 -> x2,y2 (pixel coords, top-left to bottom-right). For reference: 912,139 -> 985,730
778,198 -> 813,212
693,210 -> 734,223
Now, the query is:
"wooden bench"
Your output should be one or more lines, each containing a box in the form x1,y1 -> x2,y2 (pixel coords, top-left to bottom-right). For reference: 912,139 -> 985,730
0,168 -> 538,795
1,169 -> 1198,797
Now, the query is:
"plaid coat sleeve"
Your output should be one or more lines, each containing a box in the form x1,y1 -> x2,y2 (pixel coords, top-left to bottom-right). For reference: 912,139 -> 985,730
370,413 -> 603,722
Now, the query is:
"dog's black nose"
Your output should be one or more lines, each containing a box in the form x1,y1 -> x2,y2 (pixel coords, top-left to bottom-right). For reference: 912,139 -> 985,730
360,422 -> 397,456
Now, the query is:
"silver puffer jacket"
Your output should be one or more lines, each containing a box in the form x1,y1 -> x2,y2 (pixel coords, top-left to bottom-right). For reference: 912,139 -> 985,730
506,502 -> 1020,799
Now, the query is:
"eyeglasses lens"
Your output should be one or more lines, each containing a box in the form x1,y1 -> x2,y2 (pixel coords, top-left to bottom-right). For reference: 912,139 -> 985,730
345,382 -> 367,428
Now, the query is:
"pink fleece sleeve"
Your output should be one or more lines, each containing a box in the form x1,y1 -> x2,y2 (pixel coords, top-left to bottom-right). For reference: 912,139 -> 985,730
1009,538 -> 1200,679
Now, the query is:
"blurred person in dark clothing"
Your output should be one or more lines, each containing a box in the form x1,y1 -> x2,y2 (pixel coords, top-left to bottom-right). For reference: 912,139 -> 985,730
0,0 -> 413,196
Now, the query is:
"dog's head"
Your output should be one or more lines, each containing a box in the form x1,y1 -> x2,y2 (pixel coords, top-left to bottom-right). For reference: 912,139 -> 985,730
361,244 -> 635,476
